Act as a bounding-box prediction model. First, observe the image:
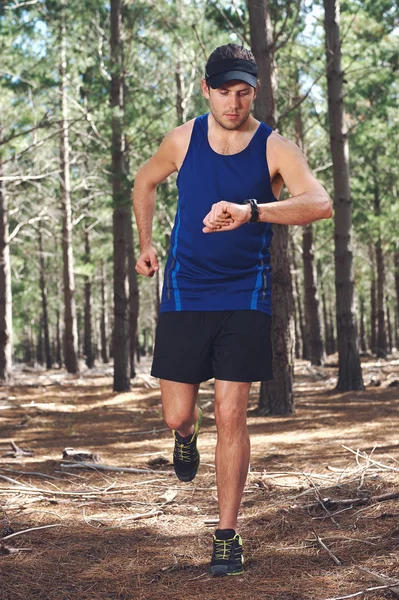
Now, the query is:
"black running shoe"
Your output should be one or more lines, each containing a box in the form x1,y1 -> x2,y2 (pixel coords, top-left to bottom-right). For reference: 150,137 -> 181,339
172,407 -> 203,482
209,532 -> 244,576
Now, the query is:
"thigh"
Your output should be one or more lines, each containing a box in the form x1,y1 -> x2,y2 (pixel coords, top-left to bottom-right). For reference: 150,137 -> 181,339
212,310 -> 273,382
151,312 -> 214,384
160,379 -> 200,423
214,379 -> 251,423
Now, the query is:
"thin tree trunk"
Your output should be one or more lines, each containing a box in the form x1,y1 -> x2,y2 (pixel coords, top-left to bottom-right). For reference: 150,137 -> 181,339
248,0 -> 294,415
39,225 -> 52,369
374,178 -> 387,358
323,0 -> 364,390
386,297 -> 392,354
290,237 -> 303,359
111,0 -> 130,391
302,225 -> 325,365
0,155 -> 12,380
59,3 -> 78,373
395,249 -> 399,349
370,264 -> 377,354
84,228 -> 94,368
100,262 -> 109,364
36,317 -> 44,365
359,295 -> 367,353
126,211 -> 139,379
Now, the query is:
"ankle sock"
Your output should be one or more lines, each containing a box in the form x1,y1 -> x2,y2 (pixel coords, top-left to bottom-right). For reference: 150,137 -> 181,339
215,528 -> 236,540
175,431 -> 192,444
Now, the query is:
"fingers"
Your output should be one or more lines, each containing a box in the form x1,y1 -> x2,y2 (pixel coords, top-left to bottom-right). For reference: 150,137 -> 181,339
135,248 -> 159,278
203,201 -> 234,231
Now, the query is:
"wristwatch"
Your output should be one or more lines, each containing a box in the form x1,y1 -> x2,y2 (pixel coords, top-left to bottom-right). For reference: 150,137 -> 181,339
243,198 -> 259,223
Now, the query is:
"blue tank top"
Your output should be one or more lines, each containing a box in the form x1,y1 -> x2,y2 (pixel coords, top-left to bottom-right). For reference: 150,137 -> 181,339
160,113 -> 276,315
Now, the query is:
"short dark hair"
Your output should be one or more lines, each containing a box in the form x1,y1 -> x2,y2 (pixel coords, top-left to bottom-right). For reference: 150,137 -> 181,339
206,44 -> 256,68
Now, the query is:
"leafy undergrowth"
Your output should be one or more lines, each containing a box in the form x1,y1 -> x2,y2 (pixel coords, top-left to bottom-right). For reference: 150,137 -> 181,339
0,356 -> 398,600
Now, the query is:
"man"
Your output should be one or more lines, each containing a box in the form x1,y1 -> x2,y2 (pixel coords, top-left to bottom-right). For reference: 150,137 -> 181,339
133,43 -> 332,576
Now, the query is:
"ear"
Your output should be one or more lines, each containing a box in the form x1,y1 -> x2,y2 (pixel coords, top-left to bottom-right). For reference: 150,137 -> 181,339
201,78 -> 211,100
253,83 -> 259,100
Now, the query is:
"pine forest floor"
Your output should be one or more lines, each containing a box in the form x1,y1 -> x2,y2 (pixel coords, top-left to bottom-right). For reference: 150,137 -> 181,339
0,355 -> 398,600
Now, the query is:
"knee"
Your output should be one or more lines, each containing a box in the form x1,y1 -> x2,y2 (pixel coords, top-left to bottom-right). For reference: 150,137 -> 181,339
215,404 -> 247,434
163,408 -> 194,431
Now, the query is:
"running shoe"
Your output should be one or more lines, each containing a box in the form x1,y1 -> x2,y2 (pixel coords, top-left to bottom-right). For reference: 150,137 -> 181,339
209,532 -> 244,576
172,406 -> 203,482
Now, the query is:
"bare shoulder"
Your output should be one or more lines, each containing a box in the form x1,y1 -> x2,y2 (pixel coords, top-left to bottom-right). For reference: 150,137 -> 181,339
165,119 -> 196,170
267,131 -> 312,178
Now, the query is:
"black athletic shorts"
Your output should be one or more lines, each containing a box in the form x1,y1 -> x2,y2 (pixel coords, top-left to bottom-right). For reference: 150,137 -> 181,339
151,310 -> 273,384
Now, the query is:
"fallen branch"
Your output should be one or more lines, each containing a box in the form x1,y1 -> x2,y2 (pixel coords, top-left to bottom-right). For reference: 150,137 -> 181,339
60,462 -> 172,475
303,490 -> 399,510
312,530 -> 343,565
343,446 -> 399,473
2,523 -> 68,542
3,440 -> 33,458
357,567 -> 399,597
0,467 -> 59,480
323,585 -> 392,600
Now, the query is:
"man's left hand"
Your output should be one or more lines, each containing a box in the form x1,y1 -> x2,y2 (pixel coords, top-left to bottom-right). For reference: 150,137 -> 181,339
203,201 -> 251,233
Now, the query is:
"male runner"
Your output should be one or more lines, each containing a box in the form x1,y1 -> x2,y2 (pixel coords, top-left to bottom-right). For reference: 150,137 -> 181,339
133,43 -> 332,576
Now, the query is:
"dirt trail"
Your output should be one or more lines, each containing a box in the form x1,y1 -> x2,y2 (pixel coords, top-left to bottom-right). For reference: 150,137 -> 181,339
0,358 -> 398,600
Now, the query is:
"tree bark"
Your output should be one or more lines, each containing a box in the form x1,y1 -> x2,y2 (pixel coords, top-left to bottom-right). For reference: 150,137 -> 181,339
248,0 -> 277,129
84,228 -> 94,368
59,3 -> 78,373
38,225 -> 52,369
111,0 -> 130,391
0,154 -> 12,381
290,236 -> 304,359
374,178 -> 387,358
386,297 -> 392,354
323,0 -> 364,390
359,295 -> 367,353
249,0 -> 294,415
100,262 -> 109,364
370,260 -> 377,354
303,224 -> 325,365
126,210 -> 139,379
395,249 -> 399,349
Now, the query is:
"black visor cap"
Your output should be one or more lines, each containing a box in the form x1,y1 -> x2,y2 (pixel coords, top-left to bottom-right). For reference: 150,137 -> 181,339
205,58 -> 258,89
207,70 -> 257,89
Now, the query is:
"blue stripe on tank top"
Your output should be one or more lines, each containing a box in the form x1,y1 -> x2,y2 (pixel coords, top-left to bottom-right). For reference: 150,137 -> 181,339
251,230 -> 268,310
171,205 -> 182,311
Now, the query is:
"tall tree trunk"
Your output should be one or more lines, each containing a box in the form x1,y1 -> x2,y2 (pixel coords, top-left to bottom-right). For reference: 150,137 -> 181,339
370,263 -> 377,354
59,3 -> 78,373
100,262 -> 109,364
37,317 -> 44,365
248,0 -> 294,415
395,249 -> 399,349
324,0 -> 363,390
84,228 -> 94,368
290,237 -> 303,359
248,0 -> 277,129
39,225 -> 52,369
0,155 -> 12,380
386,297 -> 392,354
374,178 -> 387,358
126,211 -> 139,378
111,0 -> 130,391
295,98 -> 324,365
359,295 -> 367,353
302,225 -> 325,365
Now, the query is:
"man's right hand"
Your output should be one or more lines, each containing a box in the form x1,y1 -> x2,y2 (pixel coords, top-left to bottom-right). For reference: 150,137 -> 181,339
135,246 -> 159,278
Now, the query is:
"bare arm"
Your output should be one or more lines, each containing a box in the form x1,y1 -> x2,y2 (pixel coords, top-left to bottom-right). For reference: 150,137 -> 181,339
203,135 -> 332,232
257,135 -> 332,225
133,131 -> 179,276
